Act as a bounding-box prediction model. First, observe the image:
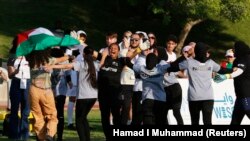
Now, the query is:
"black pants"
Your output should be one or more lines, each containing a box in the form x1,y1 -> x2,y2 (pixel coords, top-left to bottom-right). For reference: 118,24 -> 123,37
231,97 -> 250,125
98,86 -> 121,140
131,91 -> 143,125
75,98 -> 96,141
165,83 -> 183,125
55,95 -> 66,141
189,100 -> 214,125
119,85 -> 133,125
142,99 -> 167,125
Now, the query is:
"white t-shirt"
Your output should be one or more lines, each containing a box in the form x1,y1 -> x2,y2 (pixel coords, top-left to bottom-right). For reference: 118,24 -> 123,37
166,51 -> 177,63
14,57 -> 30,79
179,58 -> 220,101
73,61 -> 98,99
165,51 -> 178,86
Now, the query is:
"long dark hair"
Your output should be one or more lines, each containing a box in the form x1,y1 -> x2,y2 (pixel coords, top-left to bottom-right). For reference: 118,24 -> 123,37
83,46 -> 97,89
148,32 -> 157,49
26,49 -> 51,69
146,53 -> 158,70
9,36 -> 18,54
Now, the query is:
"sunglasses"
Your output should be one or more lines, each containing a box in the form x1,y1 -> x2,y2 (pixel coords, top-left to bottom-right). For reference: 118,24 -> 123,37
149,36 -> 155,39
130,39 -> 139,42
226,56 -> 234,58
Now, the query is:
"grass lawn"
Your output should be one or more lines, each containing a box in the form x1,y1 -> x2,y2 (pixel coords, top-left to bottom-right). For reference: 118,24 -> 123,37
0,109 -> 105,141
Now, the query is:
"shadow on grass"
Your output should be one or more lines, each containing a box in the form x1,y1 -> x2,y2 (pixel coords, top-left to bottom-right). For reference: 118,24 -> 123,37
0,130 -> 105,141
0,109 -> 105,141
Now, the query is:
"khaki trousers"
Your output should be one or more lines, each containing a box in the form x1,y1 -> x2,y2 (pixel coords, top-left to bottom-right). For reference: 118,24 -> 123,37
29,85 -> 58,140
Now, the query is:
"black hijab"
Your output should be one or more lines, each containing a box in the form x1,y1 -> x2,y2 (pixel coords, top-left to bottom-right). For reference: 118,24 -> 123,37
234,41 -> 250,59
146,53 -> 158,70
155,46 -> 168,63
194,42 -> 209,63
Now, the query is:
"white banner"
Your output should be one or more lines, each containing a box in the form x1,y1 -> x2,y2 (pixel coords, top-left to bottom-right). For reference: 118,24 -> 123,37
167,79 -> 250,125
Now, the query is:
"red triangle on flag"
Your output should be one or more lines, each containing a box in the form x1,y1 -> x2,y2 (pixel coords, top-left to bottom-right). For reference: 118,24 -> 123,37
16,29 -> 34,45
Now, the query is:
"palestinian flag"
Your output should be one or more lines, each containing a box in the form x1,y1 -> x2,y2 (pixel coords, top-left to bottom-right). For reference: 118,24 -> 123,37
16,27 -> 80,56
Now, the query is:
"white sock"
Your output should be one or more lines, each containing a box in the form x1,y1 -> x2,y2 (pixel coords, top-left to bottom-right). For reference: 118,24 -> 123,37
67,101 -> 75,125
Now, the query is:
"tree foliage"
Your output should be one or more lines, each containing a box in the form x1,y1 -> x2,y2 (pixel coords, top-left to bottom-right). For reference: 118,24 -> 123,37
128,0 -> 250,54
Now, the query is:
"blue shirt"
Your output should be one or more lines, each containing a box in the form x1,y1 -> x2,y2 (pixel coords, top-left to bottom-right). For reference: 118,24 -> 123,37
133,62 -> 170,102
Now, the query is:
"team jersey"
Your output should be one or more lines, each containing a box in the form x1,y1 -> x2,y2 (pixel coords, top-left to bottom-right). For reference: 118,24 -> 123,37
179,58 -> 220,101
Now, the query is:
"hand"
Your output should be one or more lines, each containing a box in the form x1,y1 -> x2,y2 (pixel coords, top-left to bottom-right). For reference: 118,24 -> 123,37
70,30 -> 78,39
213,74 -> 230,83
139,40 -> 150,51
123,37 -> 130,48
66,49 -> 72,56
68,55 -> 75,62
43,65 -> 53,73
14,69 -> 19,74
102,48 -> 109,57
99,48 -> 109,68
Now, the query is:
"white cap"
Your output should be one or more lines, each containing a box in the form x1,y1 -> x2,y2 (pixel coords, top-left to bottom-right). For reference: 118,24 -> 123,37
182,45 -> 192,52
225,49 -> 234,57
135,31 -> 148,39
77,30 -> 87,37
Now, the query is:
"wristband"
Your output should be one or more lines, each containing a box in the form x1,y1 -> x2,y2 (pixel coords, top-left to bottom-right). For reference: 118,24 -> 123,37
225,74 -> 231,79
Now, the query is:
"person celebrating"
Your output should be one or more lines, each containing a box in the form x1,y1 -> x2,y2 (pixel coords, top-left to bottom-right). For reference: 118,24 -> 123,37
214,41 -> 250,124
26,48 -> 71,141
45,47 -> 98,141
220,49 -> 235,69
7,36 -> 31,140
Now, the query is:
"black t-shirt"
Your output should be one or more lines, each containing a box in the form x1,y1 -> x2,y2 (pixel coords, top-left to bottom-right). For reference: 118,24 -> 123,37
98,55 -> 132,89
233,55 -> 250,98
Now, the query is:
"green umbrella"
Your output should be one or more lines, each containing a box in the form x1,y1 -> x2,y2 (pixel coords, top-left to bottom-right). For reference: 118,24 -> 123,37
16,27 -> 80,56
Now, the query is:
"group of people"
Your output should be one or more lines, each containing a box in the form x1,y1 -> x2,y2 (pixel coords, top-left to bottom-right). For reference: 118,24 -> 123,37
5,27 -> 89,141
1,27 -> 250,141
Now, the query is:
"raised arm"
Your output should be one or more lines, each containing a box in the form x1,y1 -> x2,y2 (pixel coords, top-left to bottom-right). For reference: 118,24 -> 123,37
53,54 -> 70,64
99,48 -> 109,68
7,65 -> 19,79
44,63 -> 74,72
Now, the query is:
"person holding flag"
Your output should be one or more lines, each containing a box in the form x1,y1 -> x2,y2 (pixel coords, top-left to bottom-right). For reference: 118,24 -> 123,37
15,27 -> 79,141
7,36 -> 31,140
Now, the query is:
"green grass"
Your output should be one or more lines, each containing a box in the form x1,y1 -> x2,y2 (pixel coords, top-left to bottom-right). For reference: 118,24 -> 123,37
0,109 -> 105,141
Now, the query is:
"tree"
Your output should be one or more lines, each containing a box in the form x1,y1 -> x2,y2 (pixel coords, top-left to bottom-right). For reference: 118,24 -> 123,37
128,0 -> 250,54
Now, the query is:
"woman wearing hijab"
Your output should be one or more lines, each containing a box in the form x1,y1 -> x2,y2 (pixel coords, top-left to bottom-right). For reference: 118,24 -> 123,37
178,42 -> 227,125
214,41 -> 250,124
133,53 -> 170,125
155,46 -> 184,125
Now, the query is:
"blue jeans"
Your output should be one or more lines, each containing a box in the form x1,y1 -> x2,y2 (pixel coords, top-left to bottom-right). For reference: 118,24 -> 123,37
9,78 -> 30,140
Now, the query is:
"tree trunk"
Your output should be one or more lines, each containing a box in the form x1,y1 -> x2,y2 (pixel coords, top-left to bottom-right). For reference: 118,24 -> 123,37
176,19 -> 203,56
